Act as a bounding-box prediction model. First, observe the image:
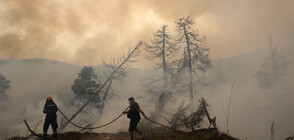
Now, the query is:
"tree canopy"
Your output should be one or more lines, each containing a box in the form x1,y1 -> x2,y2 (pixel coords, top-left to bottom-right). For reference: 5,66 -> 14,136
71,66 -> 100,108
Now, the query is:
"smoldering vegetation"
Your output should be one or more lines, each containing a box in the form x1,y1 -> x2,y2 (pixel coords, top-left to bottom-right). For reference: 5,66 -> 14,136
0,49 -> 293,139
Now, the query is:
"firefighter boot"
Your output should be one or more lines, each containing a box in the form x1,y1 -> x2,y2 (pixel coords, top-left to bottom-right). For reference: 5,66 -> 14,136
53,131 -> 57,137
43,132 -> 47,137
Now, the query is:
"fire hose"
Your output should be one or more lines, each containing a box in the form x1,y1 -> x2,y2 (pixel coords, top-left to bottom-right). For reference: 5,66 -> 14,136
24,106 -> 181,137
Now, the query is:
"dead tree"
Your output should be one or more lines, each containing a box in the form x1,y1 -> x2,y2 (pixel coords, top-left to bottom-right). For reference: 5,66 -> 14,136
187,98 -> 208,131
203,98 -> 217,129
220,81 -> 235,135
98,79 -> 112,118
144,25 -> 179,112
271,121 -> 275,140
176,15 -> 211,104
69,65 -> 120,128
166,98 -> 211,131
256,34 -> 288,90
0,74 -> 10,102
98,57 -> 129,118
256,34 -> 289,122
61,42 -> 142,129
168,102 -> 191,129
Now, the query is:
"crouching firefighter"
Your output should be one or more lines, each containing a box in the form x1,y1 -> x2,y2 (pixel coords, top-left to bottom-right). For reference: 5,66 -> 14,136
123,97 -> 147,140
43,96 -> 58,137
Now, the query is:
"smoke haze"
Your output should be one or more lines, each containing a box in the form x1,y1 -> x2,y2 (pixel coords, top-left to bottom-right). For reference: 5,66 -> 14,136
0,0 -> 294,140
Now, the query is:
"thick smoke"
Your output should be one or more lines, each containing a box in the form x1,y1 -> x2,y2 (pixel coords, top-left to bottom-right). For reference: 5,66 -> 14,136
0,0 -> 293,66
0,0 -> 294,140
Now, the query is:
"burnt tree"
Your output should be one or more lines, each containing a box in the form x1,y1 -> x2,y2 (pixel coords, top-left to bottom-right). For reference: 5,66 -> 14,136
61,42 -> 142,129
144,25 -> 179,112
220,81 -> 235,135
271,121 -> 275,140
176,15 -> 211,104
256,34 -> 288,89
167,98 -> 211,131
98,58 -> 129,118
256,34 -> 289,121
0,74 -> 10,102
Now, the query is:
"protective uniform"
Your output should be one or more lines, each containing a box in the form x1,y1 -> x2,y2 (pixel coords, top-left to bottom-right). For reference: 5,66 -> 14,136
43,96 -> 58,137
128,101 -> 141,132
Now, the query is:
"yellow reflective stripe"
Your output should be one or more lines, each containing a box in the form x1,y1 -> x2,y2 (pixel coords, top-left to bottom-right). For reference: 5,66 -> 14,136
43,132 -> 47,133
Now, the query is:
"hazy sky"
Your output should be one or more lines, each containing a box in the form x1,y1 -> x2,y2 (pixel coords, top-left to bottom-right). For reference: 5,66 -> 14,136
0,0 -> 293,66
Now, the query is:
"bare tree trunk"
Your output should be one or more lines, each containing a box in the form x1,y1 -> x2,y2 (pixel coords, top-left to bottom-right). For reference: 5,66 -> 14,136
157,26 -> 168,113
162,34 -> 167,93
203,100 -> 217,129
183,26 -> 194,104
160,29 -> 168,112
268,35 -> 278,79
61,42 -> 142,129
268,35 -> 281,121
271,121 -> 275,140
99,79 -> 112,118
226,81 -> 235,135
219,81 -> 235,135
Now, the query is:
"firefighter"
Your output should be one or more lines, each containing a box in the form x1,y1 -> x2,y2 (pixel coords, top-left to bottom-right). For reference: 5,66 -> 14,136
123,97 -> 147,140
43,96 -> 58,137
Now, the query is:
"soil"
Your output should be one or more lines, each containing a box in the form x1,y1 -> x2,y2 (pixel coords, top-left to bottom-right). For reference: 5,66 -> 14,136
7,128 -> 240,140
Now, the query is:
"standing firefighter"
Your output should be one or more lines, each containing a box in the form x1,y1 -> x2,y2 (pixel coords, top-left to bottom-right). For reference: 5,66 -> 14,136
43,96 -> 58,137
123,97 -> 147,140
